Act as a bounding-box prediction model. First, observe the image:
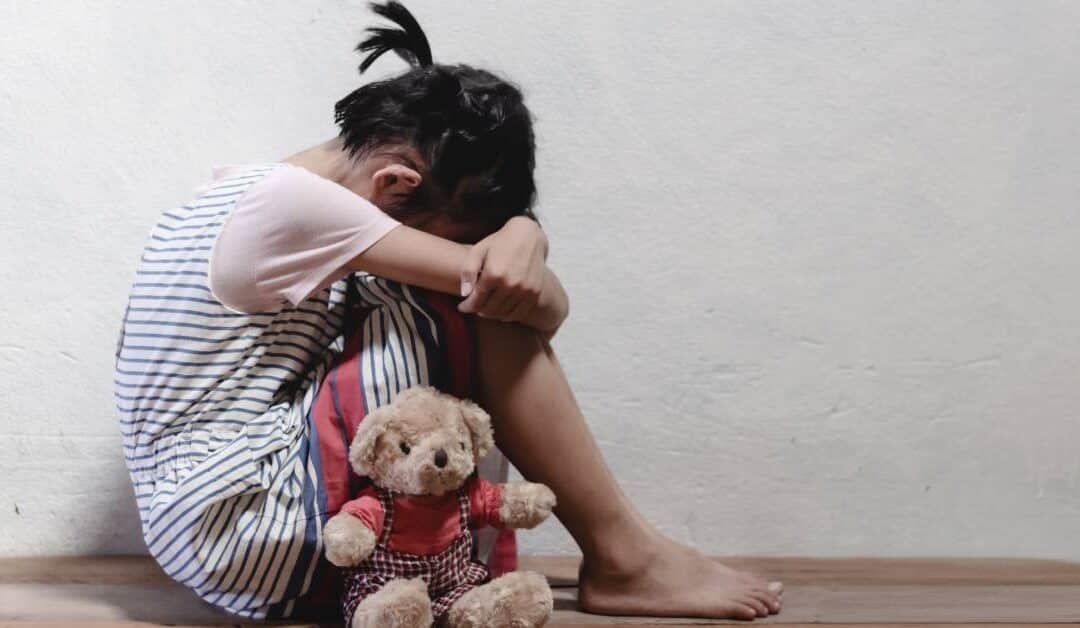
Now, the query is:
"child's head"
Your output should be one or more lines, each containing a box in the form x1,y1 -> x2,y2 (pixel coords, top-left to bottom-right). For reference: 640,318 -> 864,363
334,2 -> 536,240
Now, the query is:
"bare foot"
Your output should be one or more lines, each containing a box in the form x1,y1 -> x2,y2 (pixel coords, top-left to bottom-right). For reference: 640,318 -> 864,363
578,536 -> 783,620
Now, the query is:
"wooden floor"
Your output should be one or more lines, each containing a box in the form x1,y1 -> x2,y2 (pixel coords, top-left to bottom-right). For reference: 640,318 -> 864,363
1,555 -> 1079,627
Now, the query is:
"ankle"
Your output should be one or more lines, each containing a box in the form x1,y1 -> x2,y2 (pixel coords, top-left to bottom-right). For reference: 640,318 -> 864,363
581,531 -> 665,582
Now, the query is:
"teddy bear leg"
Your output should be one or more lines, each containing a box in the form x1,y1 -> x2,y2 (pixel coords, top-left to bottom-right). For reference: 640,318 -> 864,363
350,577 -> 434,628
444,571 -> 553,628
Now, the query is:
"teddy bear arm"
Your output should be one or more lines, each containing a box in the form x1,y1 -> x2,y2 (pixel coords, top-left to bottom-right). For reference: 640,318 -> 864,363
496,480 -> 556,529
323,511 -> 378,568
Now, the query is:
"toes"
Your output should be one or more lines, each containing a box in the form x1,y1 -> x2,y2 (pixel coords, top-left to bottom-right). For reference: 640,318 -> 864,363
739,570 -> 770,589
764,594 -> 782,613
749,588 -> 780,613
768,595 -> 783,613
742,595 -> 769,617
731,602 -> 758,620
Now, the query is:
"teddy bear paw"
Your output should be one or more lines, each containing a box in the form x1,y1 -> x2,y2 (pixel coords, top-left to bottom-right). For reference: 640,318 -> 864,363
445,571 -> 552,628
324,512 -> 377,567
498,481 -> 557,529
351,577 -> 433,628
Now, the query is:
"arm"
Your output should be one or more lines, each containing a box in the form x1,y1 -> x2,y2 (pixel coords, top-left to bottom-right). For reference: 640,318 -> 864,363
323,491 -> 384,568
344,224 -> 467,296
497,480 -> 557,529
350,220 -> 569,335
469,476 -> 556,530
210,164 -> 566,332
456,216 -> 570,336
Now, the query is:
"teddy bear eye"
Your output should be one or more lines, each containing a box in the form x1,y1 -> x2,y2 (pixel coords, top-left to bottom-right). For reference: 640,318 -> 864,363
399,442 -> 411,455
459,441 -> 466,450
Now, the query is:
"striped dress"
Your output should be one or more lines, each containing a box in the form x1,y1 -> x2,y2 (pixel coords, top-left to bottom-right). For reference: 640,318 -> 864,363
113,163 -> 510,619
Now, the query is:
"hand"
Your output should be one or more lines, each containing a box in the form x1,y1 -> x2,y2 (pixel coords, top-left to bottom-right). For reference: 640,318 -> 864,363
458,216 -> 548,323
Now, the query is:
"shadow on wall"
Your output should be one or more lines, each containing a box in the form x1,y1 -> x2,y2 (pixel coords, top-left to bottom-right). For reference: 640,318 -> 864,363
84,463 -> 147,555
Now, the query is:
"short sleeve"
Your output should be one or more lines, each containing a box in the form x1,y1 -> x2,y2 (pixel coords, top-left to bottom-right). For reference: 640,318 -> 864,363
467,476 -> 505,529
209,163 -> 401,313
340,486 -> 385,537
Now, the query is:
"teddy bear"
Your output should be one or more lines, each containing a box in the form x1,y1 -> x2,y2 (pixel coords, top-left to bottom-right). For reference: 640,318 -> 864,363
322,385 -> 557,628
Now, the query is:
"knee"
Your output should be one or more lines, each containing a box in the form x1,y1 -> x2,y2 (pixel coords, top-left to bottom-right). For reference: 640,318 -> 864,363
474,317 -> 549,355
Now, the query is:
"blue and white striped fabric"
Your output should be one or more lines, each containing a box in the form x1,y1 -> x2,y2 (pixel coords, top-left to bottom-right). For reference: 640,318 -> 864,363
114,163 -> 343,618
115,162 -> 504,619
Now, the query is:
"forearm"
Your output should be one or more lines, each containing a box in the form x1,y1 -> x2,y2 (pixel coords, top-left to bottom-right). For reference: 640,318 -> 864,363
347,225 -> 468,296
348,224 -> 568,333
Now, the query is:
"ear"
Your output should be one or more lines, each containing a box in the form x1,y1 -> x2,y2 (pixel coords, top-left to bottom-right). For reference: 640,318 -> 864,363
458,398 -> 494,460
371,163 -> 421,209
348,404 -> 395,476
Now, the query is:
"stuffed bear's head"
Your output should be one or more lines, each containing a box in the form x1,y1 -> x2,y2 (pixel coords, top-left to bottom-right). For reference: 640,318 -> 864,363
348,386 -> 495,496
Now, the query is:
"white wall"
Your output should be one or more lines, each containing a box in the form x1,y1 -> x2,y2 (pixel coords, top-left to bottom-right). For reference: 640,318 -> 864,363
2,0 -> 1079,560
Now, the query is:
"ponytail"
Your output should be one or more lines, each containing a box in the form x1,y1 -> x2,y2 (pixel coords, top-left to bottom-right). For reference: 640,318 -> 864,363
357,1 -> 434,73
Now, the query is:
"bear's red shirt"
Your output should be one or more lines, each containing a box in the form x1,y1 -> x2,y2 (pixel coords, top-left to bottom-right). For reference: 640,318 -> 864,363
340,476 -> 504,555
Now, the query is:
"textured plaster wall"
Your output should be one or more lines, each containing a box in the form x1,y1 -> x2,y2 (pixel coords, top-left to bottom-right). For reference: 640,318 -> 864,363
2,1 -> 1079,559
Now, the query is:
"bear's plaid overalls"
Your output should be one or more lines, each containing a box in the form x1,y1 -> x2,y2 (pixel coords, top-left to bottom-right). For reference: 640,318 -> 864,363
341,485 -> 491,623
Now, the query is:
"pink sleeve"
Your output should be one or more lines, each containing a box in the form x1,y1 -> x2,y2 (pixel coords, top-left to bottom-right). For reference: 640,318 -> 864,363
467,476 -> 505,529
339,486 -> 385,537
209,163 -> 401,313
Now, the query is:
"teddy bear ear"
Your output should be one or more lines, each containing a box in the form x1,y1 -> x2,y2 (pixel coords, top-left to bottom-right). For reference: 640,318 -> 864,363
458,398 -> 494,460
349,404 -> 394,477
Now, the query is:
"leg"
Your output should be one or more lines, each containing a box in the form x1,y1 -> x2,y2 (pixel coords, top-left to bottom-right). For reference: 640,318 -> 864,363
349,577 -> 433,628
474,319 -> 783,620
445,571 -> 553,628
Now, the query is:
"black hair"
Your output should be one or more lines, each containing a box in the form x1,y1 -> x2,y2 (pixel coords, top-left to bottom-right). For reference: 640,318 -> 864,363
334,1 -> 536,225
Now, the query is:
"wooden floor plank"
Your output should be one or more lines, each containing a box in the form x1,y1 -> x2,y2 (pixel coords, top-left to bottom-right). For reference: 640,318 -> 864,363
3,623 -> 1080,628
0,556 -> 172,585
7,555 -> 1080,586
3,625 -> 1079,628
549,585 -> 1080,624
2,556 -> 1080,626
518,555 -> 1080,587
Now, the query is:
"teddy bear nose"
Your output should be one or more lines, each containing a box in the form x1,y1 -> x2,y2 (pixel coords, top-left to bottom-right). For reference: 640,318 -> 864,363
434,449 -> 448,468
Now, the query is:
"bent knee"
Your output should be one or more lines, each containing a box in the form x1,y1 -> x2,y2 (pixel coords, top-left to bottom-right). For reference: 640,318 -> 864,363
474,316 -> 550,356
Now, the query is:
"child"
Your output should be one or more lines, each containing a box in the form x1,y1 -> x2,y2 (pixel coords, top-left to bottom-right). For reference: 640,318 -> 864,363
114,2 -> 782,622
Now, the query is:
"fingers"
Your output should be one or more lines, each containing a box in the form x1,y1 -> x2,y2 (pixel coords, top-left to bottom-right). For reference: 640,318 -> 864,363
477,285 -> 515,319
458,236 -> 547,323
460,262 -> 543,323
458,218 -> 551,323
476,277 -> 542,322
458,244 -> 490,313
458,278 -> 492,314
502,290 -> 540,322
459,242 -> 487,300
